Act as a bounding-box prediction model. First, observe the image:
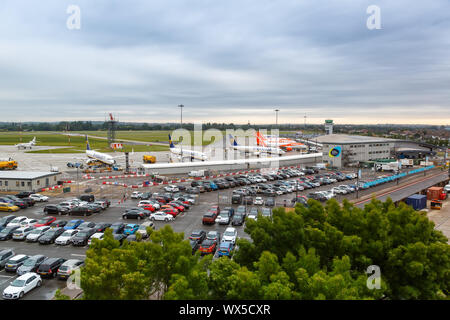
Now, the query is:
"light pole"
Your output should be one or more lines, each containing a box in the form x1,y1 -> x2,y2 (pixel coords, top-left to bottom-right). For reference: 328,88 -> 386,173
274,109 -> 279,128
178,104 -> 184,162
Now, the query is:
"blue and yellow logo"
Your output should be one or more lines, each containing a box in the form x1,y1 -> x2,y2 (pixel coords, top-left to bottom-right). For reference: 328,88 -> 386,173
328,146 -> 341,158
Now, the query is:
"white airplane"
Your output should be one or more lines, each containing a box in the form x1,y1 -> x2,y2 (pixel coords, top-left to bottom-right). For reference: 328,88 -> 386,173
168,134 -> 208,162
75,136 -> 129,166
15,137 -> 36,150
228,135 -> 285,155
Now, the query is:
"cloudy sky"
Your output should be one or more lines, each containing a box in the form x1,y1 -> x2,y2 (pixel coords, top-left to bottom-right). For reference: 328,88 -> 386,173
0,0 -> 449,125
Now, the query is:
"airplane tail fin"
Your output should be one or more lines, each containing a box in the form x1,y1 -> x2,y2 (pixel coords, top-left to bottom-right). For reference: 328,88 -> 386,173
85,135 -> 91,150
256,131 -> 267,147
168,134 -> 175,148
228,134 -> 238,146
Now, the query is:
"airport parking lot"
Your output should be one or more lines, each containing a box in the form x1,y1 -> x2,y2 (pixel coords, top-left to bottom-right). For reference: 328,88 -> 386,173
0,165 -> 445,300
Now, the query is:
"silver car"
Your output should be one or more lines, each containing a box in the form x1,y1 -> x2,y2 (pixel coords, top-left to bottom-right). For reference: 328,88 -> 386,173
26,226 -> 51,243
12,226 -> 35,241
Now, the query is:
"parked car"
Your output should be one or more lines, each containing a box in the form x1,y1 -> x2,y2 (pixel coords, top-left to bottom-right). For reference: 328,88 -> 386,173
206,231 -> 221,243
0,249 -> 15,269
37,257 -> 67,278
109,222 -> 125,234
265,197 -> 275,207
231,213 -> 245,226
38,227 -> 65,244
57,259 -> 84,280
198,239 -> 217,256
190,239 -> 200,255
64,219 -> 84,230
4,254 -> 29,273
216,210 -> 232,225
69,206 -> 93,216
218,241 -> 234,258
15,191 -> 34,198
87,233 -> 104,246
0,215 -> 16,232
149,211 -> 174,222
26,226 -> 51,243
123,224 -> 139,235
12,226 -> 35,241
34,217 -> 56,228
77,221 -> 96,230
71,228 -> 97,246
222,227 -> 237,244
16,255 -> 47,276
136,221 -> 154,239
93,222 -> 112,233
6,216 -> 27,228
2,272 -> 42,299
0,226 -> 20,241
44,204 -> 70,215
55,229 -> 79,246
29,194 -> 49,202
79,194 -> 95,202
189,230 -> 207,243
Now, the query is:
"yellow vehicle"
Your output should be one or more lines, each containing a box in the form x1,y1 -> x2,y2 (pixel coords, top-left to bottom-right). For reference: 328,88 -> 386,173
0,160 -> 18,170
143,155 -> 156,164
0,202 -> 20,212
430,200 -> 443,210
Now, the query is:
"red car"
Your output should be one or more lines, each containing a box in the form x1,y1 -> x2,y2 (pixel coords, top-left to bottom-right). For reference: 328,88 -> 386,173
34,216 -> 56,227
167,202 -> 185,212
161,208 -> 178,217
153,197 -> 166,204
198,239 -> 217,255
141,204 -> 156,212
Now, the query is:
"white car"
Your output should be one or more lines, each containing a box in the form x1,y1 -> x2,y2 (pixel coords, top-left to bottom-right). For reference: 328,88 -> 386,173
131,191 -> 142,199
12,226 -> 35,241
29,194 -> 49,202
331,187 -> 347,195
55,229 -> 79,245
137,221 -> 154,239
247,212 -> 258,221
2,272 -> 41,299
164,185 -> 179,193
254,197 -> 264,205
88,232 -> 104,246
7,216 -> 28,228
321,191 -> 335,200
444,184 -> 450,193
59,201 -> 77,209
149,211 -> 174,222
26,226 -> 51,242
19,218 -> 38,228
222,227 -> 237,244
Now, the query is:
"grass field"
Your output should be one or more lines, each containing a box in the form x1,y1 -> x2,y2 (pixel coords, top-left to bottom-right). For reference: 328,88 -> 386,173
0,129 -> 297,153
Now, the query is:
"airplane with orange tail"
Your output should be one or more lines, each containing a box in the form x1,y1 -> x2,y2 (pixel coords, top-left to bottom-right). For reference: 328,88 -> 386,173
255,131 -> 307,152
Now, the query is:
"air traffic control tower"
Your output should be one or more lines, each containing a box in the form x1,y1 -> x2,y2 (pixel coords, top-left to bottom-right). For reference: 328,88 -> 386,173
324,119 -> 334,135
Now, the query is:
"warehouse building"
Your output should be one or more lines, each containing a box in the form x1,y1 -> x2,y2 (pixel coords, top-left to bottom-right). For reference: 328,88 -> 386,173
316,134 -> 437,168
0,171 -> 61,192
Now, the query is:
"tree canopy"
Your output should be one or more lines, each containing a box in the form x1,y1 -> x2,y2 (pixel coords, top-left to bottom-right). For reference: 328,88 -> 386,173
79,198 -> 449,300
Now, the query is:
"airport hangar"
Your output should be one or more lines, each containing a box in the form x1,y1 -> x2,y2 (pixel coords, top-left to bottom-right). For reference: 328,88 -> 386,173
316,134 -> 438,168
0,171 -> 62,192
140,153 -> 323,175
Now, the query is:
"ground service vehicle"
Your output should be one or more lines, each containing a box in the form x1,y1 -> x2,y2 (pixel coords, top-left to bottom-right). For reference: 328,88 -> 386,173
0,160 -> 18,170
143,155 -> 156,164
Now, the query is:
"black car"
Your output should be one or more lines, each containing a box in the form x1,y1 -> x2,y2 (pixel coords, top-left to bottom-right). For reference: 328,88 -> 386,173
4,196 -> 28,209
123,210 -> 146,220
93,222 -> 112,233
71,228 -> 96,246
231,194 -> 242,204
4,254 -> 29,273
22,197 -> 36,207
50,220 -> 67,228
79,194 -> 95,202
38,227 -> 65,244
15,191 -> 34,199
110,222 -> 125,234
77,221 -> 96,230
139,192 -> 152,200
37,257 -> 67,278
0,249 -> 15,269
44,204 -> 70,215
0,215 -> 16,232
188,230 -> 206,243
231,213 -> 245,226
113,233 -> 127,245
84,203 -> 102,213
16,255 -> 47,276
265,197 -> 275,207
70,206 -> 93,216
0,226 -> 20,241
189,239 -> 200,255
243,196 -> 253,205
191,181 -> 200,187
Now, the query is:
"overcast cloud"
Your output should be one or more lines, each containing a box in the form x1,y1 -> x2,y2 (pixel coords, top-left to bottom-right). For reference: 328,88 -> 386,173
0,0 -> 449,124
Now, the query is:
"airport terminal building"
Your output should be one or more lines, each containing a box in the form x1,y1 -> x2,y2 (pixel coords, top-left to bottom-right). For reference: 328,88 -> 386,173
316,134 -> 437,168
0,171 -> 61,192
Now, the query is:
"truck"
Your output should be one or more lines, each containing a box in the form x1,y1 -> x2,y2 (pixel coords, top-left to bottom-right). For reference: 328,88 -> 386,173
400,159 -> 414,167
143,155 -> 156,164
0,160 -> 18,170
188,170 -> 210,177
375,162 -> 399,172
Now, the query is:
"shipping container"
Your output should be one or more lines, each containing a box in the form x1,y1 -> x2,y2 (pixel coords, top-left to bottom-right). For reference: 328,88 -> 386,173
405,194 -> 427,211
427,187 -> 444,200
